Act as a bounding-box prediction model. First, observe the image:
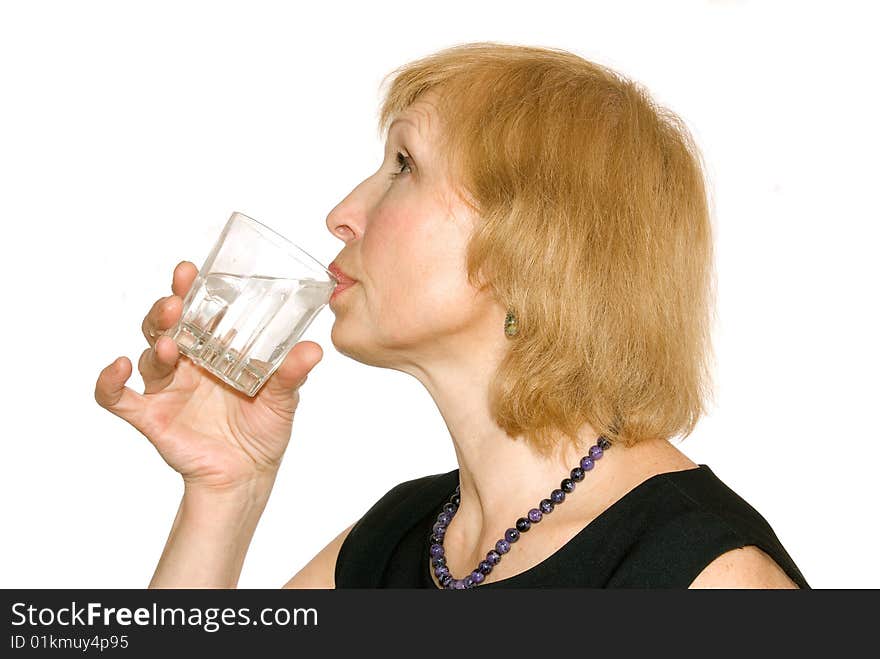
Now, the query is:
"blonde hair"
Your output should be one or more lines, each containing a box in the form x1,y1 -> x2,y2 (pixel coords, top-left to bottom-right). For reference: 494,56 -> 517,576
377,42 -> 718,458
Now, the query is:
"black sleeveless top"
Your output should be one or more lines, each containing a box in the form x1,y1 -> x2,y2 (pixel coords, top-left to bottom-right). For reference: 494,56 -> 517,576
334,464 -> 810,588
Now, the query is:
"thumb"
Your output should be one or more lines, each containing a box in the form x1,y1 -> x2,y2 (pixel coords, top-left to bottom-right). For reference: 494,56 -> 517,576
258,341 -> 323,407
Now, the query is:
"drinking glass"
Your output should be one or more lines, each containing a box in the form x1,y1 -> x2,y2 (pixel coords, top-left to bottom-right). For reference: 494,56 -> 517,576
162,211 -> 338,397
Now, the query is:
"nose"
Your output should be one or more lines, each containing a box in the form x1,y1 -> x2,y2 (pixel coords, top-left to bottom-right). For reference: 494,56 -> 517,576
326,179 -> 369,242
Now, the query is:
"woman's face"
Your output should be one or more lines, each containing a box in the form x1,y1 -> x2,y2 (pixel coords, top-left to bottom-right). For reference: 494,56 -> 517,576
325,91 -> 502,372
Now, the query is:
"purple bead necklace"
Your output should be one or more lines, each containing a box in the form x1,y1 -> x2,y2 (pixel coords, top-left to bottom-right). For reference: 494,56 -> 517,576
429,435 -> 612,589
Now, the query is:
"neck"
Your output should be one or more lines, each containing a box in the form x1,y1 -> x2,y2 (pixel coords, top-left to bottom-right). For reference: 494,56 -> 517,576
390,304 -> 695,575
401,339 -> 654,567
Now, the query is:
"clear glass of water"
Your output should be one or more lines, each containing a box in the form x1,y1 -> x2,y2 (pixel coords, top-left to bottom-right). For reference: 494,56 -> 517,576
163,211 -> 338,397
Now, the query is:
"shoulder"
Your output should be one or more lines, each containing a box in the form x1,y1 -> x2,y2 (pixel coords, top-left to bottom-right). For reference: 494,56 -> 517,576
367,469 -> 458,512
689,545 -> 801,589
342,468 -> 458,546
283,520 -> 358,589
661,466 -> 806,588
333,469 -> 458,588
605,467 -> 809,588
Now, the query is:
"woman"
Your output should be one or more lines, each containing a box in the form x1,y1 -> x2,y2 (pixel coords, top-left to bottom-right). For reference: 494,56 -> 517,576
94,42 -> 809,589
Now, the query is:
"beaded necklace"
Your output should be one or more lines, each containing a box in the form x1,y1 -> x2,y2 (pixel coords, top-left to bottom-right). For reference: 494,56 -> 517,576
429,435 -> 612,588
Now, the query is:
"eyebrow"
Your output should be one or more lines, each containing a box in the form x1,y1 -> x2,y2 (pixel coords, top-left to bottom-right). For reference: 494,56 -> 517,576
389,117 -> 421,137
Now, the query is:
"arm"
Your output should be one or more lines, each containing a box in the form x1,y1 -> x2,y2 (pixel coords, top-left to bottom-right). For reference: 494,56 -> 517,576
282,521 -> 357,589
688,545 -> 800,589
149,479 -> 274,589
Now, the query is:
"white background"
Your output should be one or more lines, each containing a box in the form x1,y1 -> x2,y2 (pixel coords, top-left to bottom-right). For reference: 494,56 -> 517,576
1,0 -> 877,589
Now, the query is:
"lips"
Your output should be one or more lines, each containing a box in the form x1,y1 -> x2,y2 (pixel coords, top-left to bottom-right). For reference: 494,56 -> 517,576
328,262 -> 358,287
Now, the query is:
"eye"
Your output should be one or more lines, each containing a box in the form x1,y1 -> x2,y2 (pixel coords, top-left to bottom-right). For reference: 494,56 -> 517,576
389,151 -> 413,181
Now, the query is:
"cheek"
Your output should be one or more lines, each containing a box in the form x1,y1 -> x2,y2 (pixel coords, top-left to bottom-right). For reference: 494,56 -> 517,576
363,207 -> 471,315
364,207 -> 442,286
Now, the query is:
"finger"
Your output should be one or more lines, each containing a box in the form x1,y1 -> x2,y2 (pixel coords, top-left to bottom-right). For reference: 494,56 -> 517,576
141,295 -> 183,347
139,336 -> 180,394
139,260 -> 197,346
257,341 -> 324,411
171,260 -> 199,298
95,357 -> 147,430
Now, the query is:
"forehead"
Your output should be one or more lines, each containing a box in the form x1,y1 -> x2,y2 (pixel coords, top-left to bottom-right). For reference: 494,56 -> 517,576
389,92 -> 442,140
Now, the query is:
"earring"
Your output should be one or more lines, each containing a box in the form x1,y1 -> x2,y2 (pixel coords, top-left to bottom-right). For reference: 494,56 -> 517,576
504,309 -> 518,337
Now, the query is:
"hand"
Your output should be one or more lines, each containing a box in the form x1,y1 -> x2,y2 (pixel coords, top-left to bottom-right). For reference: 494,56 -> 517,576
95,261 -> 323,493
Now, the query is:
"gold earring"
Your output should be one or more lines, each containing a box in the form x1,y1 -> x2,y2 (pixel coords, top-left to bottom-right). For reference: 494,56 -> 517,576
504,309 -> 518,337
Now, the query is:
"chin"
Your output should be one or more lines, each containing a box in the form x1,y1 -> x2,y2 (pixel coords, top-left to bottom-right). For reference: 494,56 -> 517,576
330,320 -> 374,364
